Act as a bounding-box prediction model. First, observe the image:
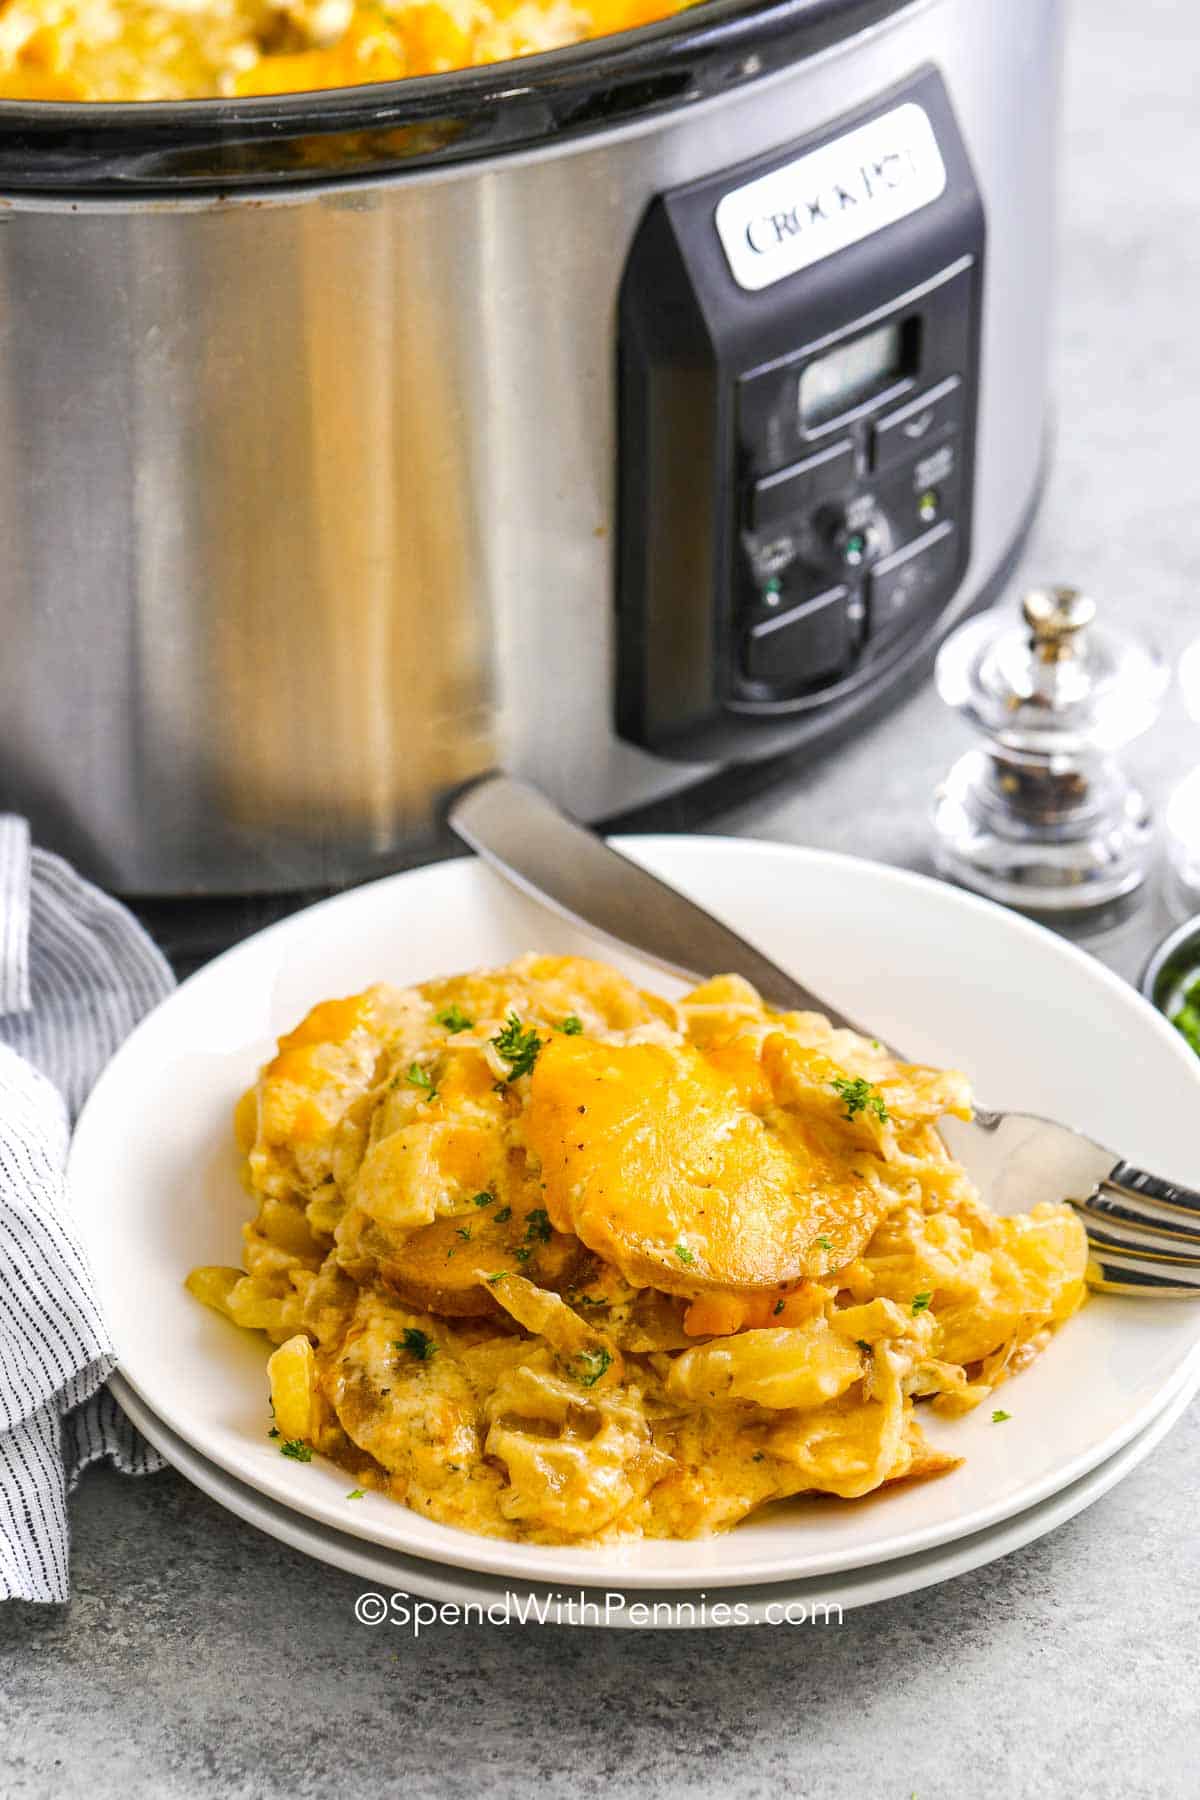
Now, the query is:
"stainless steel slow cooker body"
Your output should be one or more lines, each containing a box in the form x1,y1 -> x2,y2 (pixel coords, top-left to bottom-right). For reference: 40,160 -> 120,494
0,0 -> 1063,893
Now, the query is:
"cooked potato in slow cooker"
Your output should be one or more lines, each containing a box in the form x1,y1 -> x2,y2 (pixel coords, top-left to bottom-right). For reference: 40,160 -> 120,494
0,0 -> 690,101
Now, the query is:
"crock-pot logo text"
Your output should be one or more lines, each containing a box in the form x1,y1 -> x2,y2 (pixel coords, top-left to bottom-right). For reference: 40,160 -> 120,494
742,149 -> 922,256
715,104 -> 948,294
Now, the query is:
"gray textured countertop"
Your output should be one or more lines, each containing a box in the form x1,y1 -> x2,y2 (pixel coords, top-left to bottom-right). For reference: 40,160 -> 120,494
4,5 -> 1200,1796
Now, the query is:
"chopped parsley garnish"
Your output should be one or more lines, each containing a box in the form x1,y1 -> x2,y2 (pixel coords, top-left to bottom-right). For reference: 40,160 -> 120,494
558,1015 -> 583,1035
485,1271 -> 508,1285
816,1235 -> 833,1252
492,1013 -> 543,1080
752,1451 -> 765,1463
911,1292 -> 933,1314
513,1246 -> 533,1264
523,1207 -> 552,1244
346,1488 -> 365,1500
395,1327 -> 437,1361
435,1003 -> 474,1034
992,1409 -> 1012,1424
267,1426 -> 280,1439
1170,978 -> 1200,1055
831,1075 -> 888,1123
773,1299 -> 785,1316
472,1190 -> 494,1208
572,1347 -> 612,1388
279,1439 -> 312,1462
493,1205 -> 512,1224
406,1061 -> 437,1100
674,1244 -> 696,1267
456,1225 -> 472,1242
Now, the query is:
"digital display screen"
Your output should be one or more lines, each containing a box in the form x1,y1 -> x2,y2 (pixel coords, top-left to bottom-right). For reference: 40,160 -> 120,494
798,321 -> 906,427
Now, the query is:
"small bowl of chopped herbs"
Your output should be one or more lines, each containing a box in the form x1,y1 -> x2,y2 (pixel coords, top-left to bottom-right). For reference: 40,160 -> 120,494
1141,916 -> 1200,1056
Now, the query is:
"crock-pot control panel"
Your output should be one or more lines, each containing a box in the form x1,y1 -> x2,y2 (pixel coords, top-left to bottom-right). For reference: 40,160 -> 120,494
617,67 -> 985,761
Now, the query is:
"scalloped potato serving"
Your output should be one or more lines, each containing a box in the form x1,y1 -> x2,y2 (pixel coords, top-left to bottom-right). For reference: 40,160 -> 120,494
187,954 -> 1087,1543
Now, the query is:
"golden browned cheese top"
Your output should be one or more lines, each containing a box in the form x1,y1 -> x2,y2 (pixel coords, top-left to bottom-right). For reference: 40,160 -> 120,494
529,1032 -> 903,1292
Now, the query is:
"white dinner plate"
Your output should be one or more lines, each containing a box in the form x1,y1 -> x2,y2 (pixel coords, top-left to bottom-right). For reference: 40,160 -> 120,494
70,839 -> 1200,1590
113,1364 -> 1200,1627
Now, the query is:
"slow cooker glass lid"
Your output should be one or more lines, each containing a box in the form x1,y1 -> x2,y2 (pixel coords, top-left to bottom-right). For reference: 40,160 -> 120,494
0,0 -> 917,192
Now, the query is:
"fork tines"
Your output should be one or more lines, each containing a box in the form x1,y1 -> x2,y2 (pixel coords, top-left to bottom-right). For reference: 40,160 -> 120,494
1072,1182 -> 1200,1296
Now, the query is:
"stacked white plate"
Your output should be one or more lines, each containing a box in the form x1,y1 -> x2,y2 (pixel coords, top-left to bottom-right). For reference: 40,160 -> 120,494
72,841 -> 1200,1627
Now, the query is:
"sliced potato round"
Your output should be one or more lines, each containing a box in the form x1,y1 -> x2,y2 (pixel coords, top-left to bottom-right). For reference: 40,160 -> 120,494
665,1320 -> 864,1411
525,1036 -> 886,1294
267,1332 -> 316,1441
377,1202 -> 588,1318
482,1272 -> 622,1391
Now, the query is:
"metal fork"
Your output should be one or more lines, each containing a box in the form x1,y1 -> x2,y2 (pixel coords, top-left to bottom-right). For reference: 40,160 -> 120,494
448,774 -> 1200,1298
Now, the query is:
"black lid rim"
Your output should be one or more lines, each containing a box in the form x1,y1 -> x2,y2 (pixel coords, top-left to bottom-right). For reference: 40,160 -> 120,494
0,0 -> 916,192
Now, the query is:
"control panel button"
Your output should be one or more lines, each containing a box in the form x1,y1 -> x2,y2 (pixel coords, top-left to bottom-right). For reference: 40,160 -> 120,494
868,522 -> 956,649
872,376 -> 962,471
751,441 -> 855,532
913,441 -> 957,491
744,585 -> 853,687
827,512 -> 884,570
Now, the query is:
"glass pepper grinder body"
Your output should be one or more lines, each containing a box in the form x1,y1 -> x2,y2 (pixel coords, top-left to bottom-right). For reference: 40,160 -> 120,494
932,586 -> 1167,918
1165,638 -> 1200,914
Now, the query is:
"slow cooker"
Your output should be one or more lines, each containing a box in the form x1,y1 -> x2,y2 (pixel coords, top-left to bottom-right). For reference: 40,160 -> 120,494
0,0 -> 1064,894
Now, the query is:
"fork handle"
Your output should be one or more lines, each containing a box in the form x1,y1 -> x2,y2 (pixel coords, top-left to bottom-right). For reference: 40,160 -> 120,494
1106,1162 -> 1200,1222
449,774 -> 872,1036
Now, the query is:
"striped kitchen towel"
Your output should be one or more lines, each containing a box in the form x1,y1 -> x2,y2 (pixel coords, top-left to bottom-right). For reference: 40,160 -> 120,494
0,817 -> 174,1604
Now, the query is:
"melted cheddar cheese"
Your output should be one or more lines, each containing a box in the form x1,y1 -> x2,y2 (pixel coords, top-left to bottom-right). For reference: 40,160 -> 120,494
0,0 -> 691,101
187,954 -> 1088,1543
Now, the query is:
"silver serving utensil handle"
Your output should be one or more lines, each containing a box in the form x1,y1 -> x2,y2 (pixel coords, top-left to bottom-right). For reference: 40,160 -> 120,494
449,773 -> 871,1036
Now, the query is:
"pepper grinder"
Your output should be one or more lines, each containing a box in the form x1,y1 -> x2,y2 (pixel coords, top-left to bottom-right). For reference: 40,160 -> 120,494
1164,637 -> 1200,912
931,586 -> 1167,917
